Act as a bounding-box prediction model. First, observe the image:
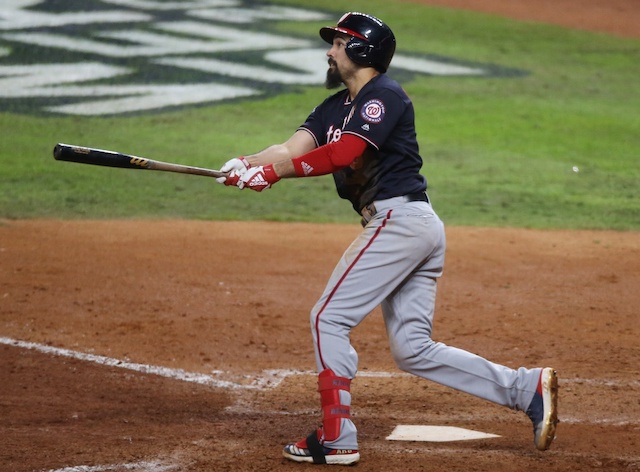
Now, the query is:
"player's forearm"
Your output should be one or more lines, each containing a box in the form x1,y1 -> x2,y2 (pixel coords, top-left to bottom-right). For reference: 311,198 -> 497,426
245,144 -> 292,167
272,159 -> 296,179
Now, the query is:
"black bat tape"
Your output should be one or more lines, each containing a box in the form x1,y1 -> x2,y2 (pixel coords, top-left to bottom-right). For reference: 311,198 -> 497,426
53,143 -> 150,169
53,143 -> 226,178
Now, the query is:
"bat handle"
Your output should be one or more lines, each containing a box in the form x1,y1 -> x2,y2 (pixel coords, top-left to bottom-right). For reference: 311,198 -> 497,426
148,161 -> 227,178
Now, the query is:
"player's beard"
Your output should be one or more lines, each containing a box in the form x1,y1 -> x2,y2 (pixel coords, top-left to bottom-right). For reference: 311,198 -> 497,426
325,60 -> 343,89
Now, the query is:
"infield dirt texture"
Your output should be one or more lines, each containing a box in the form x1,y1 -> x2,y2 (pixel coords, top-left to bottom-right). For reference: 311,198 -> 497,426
2,1 -> 639,471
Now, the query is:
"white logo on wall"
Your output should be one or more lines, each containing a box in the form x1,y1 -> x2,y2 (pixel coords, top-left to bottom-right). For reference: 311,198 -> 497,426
0,0 -> 489,116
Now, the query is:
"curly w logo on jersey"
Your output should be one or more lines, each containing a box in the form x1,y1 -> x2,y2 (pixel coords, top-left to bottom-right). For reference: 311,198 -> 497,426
360,99 -> 386,124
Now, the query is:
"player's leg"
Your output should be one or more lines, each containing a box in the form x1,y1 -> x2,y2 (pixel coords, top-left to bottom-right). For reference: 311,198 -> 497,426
382,272 -> 540,409
310,202 -> 447,379
382,255 -> 558,449
284,200 -> 441,463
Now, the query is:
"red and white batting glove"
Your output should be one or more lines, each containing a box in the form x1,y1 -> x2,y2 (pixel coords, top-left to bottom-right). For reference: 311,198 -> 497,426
216,156 -> 251,185
237,164 -> 280,192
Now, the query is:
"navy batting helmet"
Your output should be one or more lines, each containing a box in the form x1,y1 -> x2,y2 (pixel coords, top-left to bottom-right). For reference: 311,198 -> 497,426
320,12 -> 396,73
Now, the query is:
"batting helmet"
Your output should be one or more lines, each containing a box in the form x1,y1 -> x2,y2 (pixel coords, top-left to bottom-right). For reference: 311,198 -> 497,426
320,12 -> 396,73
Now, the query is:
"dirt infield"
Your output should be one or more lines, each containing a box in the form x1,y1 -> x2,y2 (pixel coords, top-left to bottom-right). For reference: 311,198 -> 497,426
2,2 -> 639,471
2,220 -> 639,471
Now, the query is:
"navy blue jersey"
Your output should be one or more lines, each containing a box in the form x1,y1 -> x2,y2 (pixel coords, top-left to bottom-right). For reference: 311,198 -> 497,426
299,74 -> 426,213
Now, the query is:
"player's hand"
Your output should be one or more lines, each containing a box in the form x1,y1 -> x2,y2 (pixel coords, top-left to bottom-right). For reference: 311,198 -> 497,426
222,170 -> 242,187
216,157 -> 251,185
237,165 -> 281,192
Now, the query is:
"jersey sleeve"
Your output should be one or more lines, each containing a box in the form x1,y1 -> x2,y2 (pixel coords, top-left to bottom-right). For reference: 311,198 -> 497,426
342,87 -> 408,150
297,105 -> 324,148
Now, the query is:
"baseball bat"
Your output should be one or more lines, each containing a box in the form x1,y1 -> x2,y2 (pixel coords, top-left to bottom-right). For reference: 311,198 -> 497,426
53,143 -> 227,179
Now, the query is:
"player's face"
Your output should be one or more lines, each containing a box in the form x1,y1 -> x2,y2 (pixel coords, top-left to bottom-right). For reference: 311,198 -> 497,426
325,34 -> 355,89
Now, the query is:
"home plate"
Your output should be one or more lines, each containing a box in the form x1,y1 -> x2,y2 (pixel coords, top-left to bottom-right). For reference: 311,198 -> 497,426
386,425 -> 501,442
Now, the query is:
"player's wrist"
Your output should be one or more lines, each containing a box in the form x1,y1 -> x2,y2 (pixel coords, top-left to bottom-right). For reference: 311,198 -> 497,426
263,163 -> 281,184
238,156 -> 251,170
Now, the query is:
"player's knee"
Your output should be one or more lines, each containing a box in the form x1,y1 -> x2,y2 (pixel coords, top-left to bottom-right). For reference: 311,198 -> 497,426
390,350 -> 413,372
390,338 -> 437,372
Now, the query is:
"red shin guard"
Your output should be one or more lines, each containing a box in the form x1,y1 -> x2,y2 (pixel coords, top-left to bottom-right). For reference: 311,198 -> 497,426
317,369 -> 351,442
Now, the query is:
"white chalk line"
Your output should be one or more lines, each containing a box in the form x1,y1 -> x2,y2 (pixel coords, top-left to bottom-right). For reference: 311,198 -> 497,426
4,335 -> 639,426
1,336 -> 284,390
0,336 -> 410,391
2,336 -> 638,390
3,336 -> 638,471
43,461 -> 181,472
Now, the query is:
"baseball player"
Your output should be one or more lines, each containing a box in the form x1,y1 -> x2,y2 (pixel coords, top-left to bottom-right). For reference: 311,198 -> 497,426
217,12 -> 558,466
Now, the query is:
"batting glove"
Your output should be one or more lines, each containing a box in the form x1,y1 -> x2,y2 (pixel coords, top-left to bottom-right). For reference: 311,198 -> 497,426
237,164 -> 280,192
216,156 -> 251,185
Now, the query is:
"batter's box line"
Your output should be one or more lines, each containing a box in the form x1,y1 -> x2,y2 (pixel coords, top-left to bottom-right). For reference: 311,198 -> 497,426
0,336 -> 405,391
42,460 -> 181,472
2,336 -> 638,390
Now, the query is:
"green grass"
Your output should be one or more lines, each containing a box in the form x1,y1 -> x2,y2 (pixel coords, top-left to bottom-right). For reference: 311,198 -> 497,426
1,0 -> 638,229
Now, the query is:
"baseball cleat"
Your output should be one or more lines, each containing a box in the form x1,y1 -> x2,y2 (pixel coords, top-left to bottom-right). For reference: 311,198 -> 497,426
526,367 -> 559,451
283,429 -> 360,465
